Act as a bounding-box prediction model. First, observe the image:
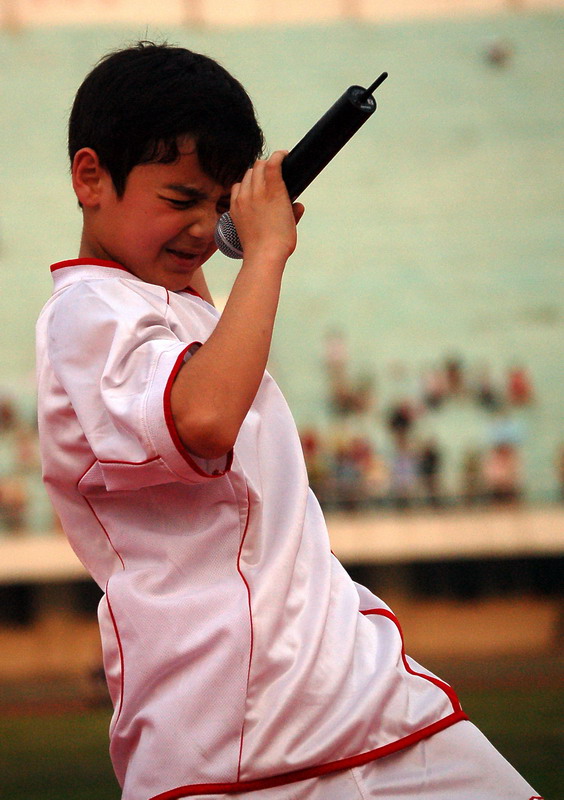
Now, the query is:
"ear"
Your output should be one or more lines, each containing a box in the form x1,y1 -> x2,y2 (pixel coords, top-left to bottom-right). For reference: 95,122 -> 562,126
72,148 -> 112,208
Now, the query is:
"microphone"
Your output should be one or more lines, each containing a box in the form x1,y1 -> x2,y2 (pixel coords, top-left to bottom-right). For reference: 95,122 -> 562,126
214,72 -> 388,259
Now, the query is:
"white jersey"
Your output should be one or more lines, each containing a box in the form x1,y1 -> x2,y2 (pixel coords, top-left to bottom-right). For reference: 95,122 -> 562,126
36,259 -> 467,800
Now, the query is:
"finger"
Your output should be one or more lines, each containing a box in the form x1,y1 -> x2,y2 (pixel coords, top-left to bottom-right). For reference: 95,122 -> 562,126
264,150 -> 287,177
292,202 -> 305,225
240,167 -> 254,188
269,149 -> 289,163
232,167 -> 256,204
236,159 -> 264,197
229,181 -> 242,203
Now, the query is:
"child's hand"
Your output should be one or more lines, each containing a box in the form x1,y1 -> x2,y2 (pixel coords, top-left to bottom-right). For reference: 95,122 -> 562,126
228,151 -> 305,267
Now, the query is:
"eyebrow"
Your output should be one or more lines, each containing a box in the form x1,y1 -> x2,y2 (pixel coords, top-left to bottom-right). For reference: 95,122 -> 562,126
164,184 -> 230,203
164,184 -> 208,200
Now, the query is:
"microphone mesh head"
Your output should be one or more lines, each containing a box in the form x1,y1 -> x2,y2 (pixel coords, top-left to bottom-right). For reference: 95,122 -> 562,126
214,212 -> 244,259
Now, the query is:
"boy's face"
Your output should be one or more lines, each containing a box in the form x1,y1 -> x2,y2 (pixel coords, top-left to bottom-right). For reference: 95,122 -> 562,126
81,141 -> 232,291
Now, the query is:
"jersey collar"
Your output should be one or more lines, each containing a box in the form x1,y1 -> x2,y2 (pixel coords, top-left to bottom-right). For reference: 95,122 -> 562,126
50,258 -> 201,298
50,258 -> 130,274
50,258 -> 137,291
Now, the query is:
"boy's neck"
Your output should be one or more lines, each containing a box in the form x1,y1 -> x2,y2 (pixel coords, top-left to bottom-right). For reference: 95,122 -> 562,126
78,231 -> 114,264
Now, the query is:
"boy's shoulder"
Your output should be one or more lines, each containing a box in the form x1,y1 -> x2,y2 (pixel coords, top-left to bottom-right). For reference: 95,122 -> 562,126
50,261 -> 168,308
39,260 -> 217,345
38,263 -> 168,338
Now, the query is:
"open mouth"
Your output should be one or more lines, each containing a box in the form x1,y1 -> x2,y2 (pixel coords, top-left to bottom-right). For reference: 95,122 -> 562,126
166,248 -> 199,261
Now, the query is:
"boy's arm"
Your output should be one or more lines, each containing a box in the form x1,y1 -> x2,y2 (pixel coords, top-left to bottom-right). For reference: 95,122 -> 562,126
170,151 -> 304,460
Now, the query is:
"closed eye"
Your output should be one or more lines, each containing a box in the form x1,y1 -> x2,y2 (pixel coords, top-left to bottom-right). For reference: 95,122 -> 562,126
160,196 -> 230,214
161,196 -> 198,209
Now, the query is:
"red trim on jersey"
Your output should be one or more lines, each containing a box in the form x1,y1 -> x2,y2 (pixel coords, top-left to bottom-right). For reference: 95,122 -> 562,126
150,712 -> 467,798
163,345 -> 233,478
50,260 -> 204,302
77,463 -> 126,728
236,486 -> 254,782
150,604 -> 469,798
78,461 -> 125,570
360,608 -> 463,713
50,258 -> 130,273
98,456 -> 160,467
182,286 -> 203,298
83,498 -> 125,571
105,582 -> 126,728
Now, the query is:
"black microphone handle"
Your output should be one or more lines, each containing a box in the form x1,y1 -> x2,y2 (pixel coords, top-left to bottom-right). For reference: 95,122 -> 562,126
281,85 -> 377,200
214,75 -> 387,259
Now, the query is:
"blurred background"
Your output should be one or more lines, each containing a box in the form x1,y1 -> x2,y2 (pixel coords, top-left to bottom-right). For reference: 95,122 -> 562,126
0,1 -> 562,798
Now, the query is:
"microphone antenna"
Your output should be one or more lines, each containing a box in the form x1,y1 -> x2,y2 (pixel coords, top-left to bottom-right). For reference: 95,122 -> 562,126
359,72 -> 388,102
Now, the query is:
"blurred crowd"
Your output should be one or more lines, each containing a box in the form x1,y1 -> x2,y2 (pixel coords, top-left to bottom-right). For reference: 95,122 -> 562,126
299,330 -> 563,512
301,427 -> 538,512
0,334 -> 562,533
0,395 -> 54,535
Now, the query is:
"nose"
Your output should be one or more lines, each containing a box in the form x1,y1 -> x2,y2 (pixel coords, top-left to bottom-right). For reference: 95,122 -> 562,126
188,205 -> 221,241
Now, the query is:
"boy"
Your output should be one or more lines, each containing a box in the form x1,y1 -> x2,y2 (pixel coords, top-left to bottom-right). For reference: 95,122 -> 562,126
36,42 -> 541,800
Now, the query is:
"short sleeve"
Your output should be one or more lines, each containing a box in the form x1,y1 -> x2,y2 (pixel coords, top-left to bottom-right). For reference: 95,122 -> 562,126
48,278 -> 231,489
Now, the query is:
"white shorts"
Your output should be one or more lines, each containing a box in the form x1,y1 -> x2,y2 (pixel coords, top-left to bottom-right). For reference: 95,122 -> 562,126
183,721 -> 542,800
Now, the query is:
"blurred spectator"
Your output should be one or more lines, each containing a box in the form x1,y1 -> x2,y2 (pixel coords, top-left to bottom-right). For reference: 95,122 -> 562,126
0,475 -> 27,532
14,424 -> 40,472
460,448 -> 485,506
389,440 -> 418,510
483,442 -> 523,505
484,38 -> 514,68
0,396 -> 18,432
488,410 -> 526,448
347,436 -> 386,507
473,363 -> 503,411
362,444 -> 389,505
328,381 -> 355,416
387,399 -> 416,448
444,355 -> 465,397
329,375 -> 375,417
0,396 -> 26,532
507,364 -> 533,406
418,438 -> 443,507
323,329 -> 354,416
300,427 -> 330,503
324,330 -> 376,417
0,396 -> 41,533
323,328 -> 348,377
331,441 -> 364,511
420,364 -> 448,410
352,374 -> 376,415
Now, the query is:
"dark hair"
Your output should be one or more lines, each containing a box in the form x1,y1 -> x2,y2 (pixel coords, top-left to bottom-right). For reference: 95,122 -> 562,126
69,41 -> 265,195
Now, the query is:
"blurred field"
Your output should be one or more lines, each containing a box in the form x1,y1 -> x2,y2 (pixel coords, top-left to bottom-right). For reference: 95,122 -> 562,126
0,655 -> 561,800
